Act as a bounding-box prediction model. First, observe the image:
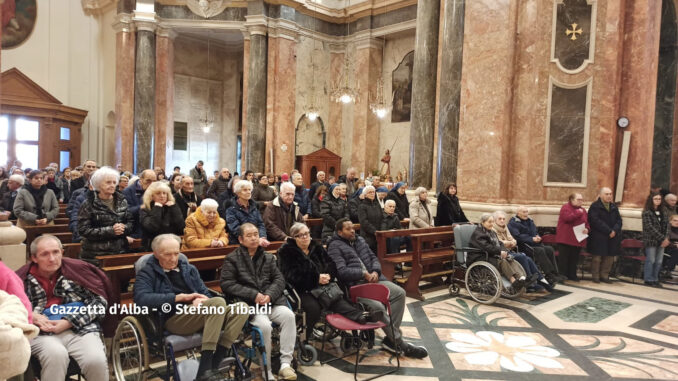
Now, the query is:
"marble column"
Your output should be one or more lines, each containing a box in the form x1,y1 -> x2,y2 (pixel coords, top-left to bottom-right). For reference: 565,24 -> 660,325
409,0 -> 440,188
114,18 -> 135,172
265,32 -> 297,174
245,27 -> 268,173
327,46 -> 345,159
352,38 -> 383,176
436,0 -> 464,191
241,36 -> 250,174
620,1 -> 663,207
155,29 -> 175,171
133,22 -> 156,173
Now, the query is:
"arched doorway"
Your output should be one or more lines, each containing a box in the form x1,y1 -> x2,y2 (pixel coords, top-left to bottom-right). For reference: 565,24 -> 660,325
295,115 -> 325,157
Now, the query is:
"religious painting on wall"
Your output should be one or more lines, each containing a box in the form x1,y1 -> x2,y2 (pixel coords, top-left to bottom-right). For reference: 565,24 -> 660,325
544,79 -> 591,185
551,0 -> 597,73
391,51 -> 414,123
295,115 -> 325,156
2,0 -> 37,49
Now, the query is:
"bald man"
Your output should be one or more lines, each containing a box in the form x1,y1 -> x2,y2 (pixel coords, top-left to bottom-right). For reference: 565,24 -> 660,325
586,187 -> 622,283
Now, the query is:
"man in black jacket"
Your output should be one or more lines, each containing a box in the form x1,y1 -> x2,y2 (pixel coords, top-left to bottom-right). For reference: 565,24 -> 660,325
327,218 -> 428,359
174,176 -> 203,220
0,174 -> 23,219
309,171 -> 329,200
206,168 -> 231,200
220,223 -> 297,381
338,167 -> 358,195
70,159 -> 97,191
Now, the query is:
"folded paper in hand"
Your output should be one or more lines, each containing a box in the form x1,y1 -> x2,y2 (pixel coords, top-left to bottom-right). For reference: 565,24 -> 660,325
573,223 -> 588,242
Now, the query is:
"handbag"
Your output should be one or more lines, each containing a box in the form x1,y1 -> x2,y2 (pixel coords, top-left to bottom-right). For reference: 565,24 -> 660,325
310,282 -> 344,308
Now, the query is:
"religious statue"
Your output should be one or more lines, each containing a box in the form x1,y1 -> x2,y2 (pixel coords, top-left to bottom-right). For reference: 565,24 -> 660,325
396,171 -> 403,183
380,149 -> 391,177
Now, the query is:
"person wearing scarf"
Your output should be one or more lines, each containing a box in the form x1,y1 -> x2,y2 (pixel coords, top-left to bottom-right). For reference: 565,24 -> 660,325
13,170 -> 59,228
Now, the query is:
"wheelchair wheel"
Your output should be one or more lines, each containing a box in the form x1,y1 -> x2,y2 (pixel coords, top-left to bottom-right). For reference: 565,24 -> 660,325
112,316 -> 150,381
465,261 -> 502,305
448,282 -> 460,296
297,343 -> 318,366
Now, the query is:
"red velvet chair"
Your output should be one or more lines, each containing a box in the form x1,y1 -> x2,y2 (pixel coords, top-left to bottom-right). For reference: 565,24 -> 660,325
321,283 -> 400,381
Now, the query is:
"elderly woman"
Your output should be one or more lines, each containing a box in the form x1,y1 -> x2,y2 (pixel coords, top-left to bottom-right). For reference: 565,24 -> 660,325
320,183 -> 349,240
556,193 -> 590,281
225,180 -> 269,246
348,187 -> 364,223
278,223 -> 376,342
493,211 -> 551,292
139,182 -> 186,251
252,173 -> 276,213
381,199 -> 412,254
77,166 -> 134,264
435,183 -> 469,226
409,187 -> 433,229
44,167 -> 63,202
358,186 -> 383,252
118,175 -> 129,192
385,182 -> 410,220
14,170 -> 59,228
469,213 -> 528,290
183,198 -> 228,249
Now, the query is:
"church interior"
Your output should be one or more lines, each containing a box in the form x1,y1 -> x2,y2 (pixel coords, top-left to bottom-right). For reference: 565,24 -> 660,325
1,0 -> 678,380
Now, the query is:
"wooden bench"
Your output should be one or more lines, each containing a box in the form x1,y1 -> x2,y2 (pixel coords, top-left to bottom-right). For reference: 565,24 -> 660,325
376,226 -> 455,300
23,224 -> 71,257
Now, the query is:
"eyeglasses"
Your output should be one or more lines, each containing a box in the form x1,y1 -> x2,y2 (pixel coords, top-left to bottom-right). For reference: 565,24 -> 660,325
294,232 -> 310,239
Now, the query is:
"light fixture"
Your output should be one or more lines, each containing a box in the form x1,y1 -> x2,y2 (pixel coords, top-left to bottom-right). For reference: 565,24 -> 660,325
200,31 -> 214,133
370,37 -> 392,119
330,0 -> 358,104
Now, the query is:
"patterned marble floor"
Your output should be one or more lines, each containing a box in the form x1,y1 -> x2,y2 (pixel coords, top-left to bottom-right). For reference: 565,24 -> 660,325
287,278 -> 678,381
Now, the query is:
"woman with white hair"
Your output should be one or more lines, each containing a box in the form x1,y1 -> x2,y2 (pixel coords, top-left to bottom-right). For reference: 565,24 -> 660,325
14,170 -> 59,228
225,180 -> 269,246
78,166 -> 134,265
0,174 -> 25,219
183,198 -> 228,249
358,185 -> 383,252
409,187 -> 433,229
139,182 -> 185,251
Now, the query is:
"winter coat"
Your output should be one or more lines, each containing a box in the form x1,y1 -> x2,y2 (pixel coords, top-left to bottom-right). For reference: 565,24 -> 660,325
358,198 -> 383,251
206,176 -> 230,200
435,193 -> 468,226
68,188 -> 89,242
508,215 -> 542,251
309,181 -> 329,201
311,194 -> 324,218
409,199 -> 433,229
225,200 -> 267,244
134,255 -> 211,325
385,190 -> 409,220
220,246 -> 287,306
70,176 -> 87,192
348,197 -> 361,223
468,225 -> 505,268
262,196 -> 304,241
338,176 -> 358,196
252,184 -> 276,213
278,239 -> 337,294
217,190 -> 238,220
380,212 -> 402,230
57,177 -> 72,203
189,166 -> 207,196
586,198 -> 622,256
77,191 -> 133,262
173,190 -> 202,221
122,181 -> 145,238
45,179 -> 62,201
326,233 -> 385,287
0,289 -> 38,380
556,202 -> 590,247
13,186 -> 59,226
182,207 -> 228,249
0,185 -> 18,219
140,204 -> 186,251
642,208 -> 669,247
320,194 -> 349,239
294,185 -> 311,216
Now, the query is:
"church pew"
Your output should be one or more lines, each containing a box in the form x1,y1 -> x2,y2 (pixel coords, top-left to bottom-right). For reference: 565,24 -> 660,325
23,224 -> 71,258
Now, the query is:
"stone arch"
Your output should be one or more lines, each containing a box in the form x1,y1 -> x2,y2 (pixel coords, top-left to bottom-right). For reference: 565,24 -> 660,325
295,115 -> 325,157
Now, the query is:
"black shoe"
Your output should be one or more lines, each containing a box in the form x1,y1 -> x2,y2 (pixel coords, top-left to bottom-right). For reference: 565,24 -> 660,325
601,278 -> 613,284
196,369 -> 226,381
381,337 -> 401,354
367,309 -> 385,323
653,282 -> 663,288
644,281 -> 655,287
511,278 -> 525,290
539,279 -> 554,292
567,276 -> 580,282
402,343 -> 428,359
593,279 -> 601,284
357,312 -> 369,325
526,273 -> 540,286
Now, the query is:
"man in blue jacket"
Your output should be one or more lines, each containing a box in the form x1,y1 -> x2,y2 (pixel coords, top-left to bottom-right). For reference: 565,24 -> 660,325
134,234 -> 249,381
327,218 -> 428,359
508,206 -> 563,284
122,169 -> 156,238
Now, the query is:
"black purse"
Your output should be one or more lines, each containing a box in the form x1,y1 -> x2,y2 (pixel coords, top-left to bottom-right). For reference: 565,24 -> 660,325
310,282 -> 344,308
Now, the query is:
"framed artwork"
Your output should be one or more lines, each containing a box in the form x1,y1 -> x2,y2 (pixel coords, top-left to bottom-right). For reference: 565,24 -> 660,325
2,0 -> 37,49
391,51 -> 414,123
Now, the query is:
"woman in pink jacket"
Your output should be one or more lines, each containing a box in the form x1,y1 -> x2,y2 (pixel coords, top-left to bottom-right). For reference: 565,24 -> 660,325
556,193 -> 590,281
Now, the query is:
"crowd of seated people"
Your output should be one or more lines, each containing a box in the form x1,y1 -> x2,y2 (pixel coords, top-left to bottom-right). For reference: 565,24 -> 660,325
4,157 -> 678,381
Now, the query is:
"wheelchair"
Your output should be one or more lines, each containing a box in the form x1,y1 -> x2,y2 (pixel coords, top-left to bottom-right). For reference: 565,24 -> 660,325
111,253 -> 253,381
447,224 -> 525,304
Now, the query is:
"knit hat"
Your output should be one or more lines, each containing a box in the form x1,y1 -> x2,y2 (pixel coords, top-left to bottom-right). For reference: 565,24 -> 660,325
281,173 -> 289,181
376,186 -> 389,193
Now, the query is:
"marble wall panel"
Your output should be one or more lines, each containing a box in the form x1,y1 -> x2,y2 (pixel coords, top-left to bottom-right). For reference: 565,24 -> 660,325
553,0 -> 594,72
241,38 -> 250,173
114,30 -> 135,172
155,4 -> 247,21
327,51 -> 344,161
155,35 -> 174,170
133,30 -> 156,173
352,44 -> 382,175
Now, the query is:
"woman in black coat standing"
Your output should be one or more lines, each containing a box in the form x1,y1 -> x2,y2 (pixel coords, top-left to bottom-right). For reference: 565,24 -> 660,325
435,183 -> 469,226
277,223 -> 374,341
587,187 -> 622,283
139,182 -> 185,251
358,186 -> 383,252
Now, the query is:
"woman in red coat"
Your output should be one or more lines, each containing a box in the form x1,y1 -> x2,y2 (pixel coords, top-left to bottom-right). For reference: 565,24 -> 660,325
556,193 -> 590,281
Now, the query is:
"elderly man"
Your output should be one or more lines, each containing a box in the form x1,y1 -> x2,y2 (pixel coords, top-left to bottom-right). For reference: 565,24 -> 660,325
71,159 -> 97,191
190,160 -> 208,196
135,234 -> 249,381
665,193 -> 677,216
206,167 -> 231,200
174,176 -> 203,220
339,167 -> 358,195
220,223 -> 297,381
291,172 -> 311,218
587,187 -> 622,283
508,206 -> 563,284
327,218 -> 428,359
309,171 -> 329,201
123,169 -> 157,238
0,174 -> 24,219
16,235 -> 112,381
262,182 -> 304,241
